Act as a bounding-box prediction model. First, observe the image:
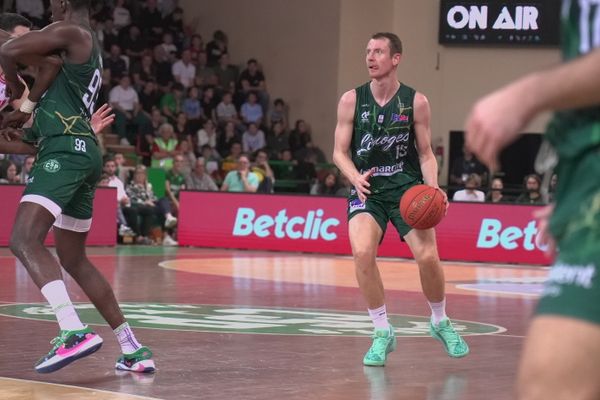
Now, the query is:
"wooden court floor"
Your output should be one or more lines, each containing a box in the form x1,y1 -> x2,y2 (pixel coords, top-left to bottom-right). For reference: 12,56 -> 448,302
0,246 -> 548,400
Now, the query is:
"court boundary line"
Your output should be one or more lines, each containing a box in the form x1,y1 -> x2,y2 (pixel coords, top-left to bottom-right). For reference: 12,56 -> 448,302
0,376 -> 162,400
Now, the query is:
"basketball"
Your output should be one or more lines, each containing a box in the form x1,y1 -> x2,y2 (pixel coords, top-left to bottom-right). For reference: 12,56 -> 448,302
400,184 -> 446,229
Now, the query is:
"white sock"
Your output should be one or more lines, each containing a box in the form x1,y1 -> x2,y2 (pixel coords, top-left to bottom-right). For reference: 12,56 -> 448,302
114,322 -> 142,354
166,212 -> 174,219
368,304 -> 389,330
40,280 -> 85,331
428,298 -> 447,326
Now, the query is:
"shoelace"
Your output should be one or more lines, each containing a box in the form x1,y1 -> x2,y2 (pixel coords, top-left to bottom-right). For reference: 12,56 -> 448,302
49,332 -> 68,351
437,325 -> 463,348
369,334 -> 391,354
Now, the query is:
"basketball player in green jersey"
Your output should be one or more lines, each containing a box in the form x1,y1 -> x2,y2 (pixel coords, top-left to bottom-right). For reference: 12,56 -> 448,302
0,0 -> 155,374
333,32 -> 468,367
466,2 -> 600,398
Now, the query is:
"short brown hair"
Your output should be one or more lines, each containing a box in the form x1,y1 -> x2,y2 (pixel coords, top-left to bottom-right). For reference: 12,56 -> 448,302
371,32 -> 403,55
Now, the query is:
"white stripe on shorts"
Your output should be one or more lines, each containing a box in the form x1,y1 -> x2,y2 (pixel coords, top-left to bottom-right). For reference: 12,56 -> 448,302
53,214 -> 92,233
21,194 -> 62,218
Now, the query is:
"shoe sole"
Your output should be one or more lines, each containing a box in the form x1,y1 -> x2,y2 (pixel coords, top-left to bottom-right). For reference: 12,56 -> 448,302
36,335 -> 104,374
430,330 -> 469,358
363,336 -> 397,367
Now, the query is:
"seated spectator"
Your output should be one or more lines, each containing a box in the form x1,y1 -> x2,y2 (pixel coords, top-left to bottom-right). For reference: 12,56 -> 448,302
310,171 -> 340,196
114,152 -> 134,184
112,0 -> 132,30
131,54 -> 157,90
221,141 -> 243,175
295,140 -> 327,164
217,121 -> 241,157
187,34 -> 204,63
221,154 -> 259,193
174,112 -> 194,145
206,30 -> 228,67
151,123 -> 181,169
186,157 -> 219,191
486,177 -> 505,203
200,86 -> 217,122
251,149 -> 275,193
267,121 -> 289,159
121,25 -> 147,64
450,145 -> 488,187
336,175 -> 352,197
103,156 -> 136,236
548,173 -> 558,203
238,58 -> 269,112
153,43 -> 174,91
160,83 -> 184,124
194,51 -> 217,87
109,75 -> 151,145
240,92 -> 263,126
242,122 -> 266,153
125,165 -> 162,245
199,144 -> 221,178
157,155 -> 187,245
138,0 -> 163,43
104,44 -> 128,85
0,161 -> 20,184
159,31 -> 178,58
163,7 -> 184,41
289,119 -> 312,155
216,91 -> 239,126
515,174 -> 544,204
295,151 -> 318,193
177,139 -> 196,175
196,119 -> 218,154
18,155 -> 35,184
138,81 -> 162,114
183,86 -> 203,122
172,49 -> 196,89
214,53 -> 238,93
452,173 -> 485,202
269,98 -> 288,129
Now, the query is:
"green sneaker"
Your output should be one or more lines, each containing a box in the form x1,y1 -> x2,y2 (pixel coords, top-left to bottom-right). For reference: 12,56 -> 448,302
430,318 -> 469,358
116,346 -> 155,373
363,325 -> 397,367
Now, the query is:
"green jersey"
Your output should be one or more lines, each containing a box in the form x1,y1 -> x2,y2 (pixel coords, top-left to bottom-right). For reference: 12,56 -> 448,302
351,82 -> 422,199
546,0 -> 600,158
29,24 -> 102,142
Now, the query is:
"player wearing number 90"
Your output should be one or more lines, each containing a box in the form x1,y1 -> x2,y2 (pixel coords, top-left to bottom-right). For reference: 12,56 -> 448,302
0,0 -> 155,374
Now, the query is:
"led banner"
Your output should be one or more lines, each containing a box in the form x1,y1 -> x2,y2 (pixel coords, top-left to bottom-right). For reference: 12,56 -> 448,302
0,185 -> 117,246
179,191 -> 551,265
439,1 -> 560,46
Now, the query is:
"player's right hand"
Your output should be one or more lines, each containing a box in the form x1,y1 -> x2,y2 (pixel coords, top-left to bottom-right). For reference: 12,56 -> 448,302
351,168 -> 374,203
1,110 -> 31,129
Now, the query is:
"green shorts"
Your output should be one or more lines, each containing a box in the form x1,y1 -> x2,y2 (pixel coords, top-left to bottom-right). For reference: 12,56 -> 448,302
536,148 -> 600,324
347,182 -> 416,238
22,135 -> 102,230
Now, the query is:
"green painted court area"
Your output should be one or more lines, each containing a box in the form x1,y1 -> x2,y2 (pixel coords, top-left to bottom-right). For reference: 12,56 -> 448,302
0,303 -> 505,337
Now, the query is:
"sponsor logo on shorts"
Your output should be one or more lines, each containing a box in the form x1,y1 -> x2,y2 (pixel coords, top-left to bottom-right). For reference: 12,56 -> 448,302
349,198 -> 366,212
42,159 -> 61,173
0,303 -> 506,337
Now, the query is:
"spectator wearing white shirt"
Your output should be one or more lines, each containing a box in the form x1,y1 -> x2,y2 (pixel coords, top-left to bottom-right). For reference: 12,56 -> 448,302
452,173 -> 485,202
172,50 -> 196,89
195,119 -> 218,153
103,157 -> 135,237
109,75 -> 151,145
242,123 -> 266,153
112,0 -> 132,29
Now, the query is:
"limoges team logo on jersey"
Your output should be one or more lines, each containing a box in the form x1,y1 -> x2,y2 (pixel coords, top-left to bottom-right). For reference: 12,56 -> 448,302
42,159 -> 61,173
0,303 -> 506,337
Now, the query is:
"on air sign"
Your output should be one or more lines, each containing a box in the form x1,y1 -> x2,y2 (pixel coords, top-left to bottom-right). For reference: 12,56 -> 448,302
439,0 -> 560,45
179,191 -> 551,265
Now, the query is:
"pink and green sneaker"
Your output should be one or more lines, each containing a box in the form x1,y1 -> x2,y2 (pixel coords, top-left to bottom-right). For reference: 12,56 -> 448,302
116,346 -> 155,373
35,326 -> 103,373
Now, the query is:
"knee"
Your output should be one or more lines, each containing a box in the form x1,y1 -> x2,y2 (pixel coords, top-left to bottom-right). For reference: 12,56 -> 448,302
9,229 -> 38,259
353,247 -> 377,269
414,248 -> 439,267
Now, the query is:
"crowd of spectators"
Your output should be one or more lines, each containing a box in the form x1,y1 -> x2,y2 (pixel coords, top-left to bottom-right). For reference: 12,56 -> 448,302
0,0 -> 557,245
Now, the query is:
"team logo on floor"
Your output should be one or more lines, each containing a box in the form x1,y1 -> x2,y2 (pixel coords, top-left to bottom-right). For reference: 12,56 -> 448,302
0,303 -> 506,336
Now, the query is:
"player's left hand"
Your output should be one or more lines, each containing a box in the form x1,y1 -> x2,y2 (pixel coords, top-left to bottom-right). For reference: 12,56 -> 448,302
464,84 -> 531,171
434,187 -> 450,215
0,127 -> 24,142
91,104 -> 115,134
1,110 -> 31,129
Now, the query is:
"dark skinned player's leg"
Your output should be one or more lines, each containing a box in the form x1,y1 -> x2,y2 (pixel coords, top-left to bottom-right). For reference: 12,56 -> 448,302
9,202 -> 63,287
53,227 -> 126,330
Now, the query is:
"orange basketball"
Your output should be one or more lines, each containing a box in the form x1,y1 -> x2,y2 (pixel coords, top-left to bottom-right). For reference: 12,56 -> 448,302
399,184 -> 446,229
